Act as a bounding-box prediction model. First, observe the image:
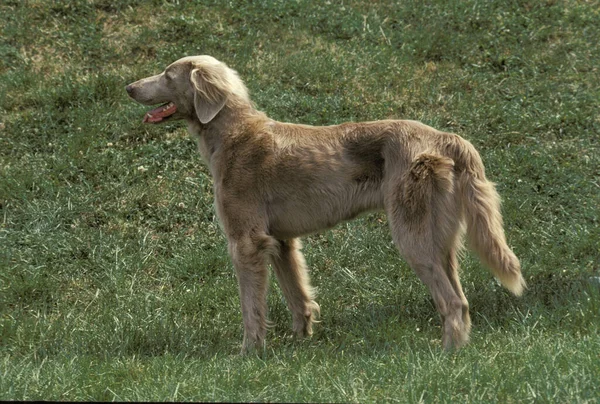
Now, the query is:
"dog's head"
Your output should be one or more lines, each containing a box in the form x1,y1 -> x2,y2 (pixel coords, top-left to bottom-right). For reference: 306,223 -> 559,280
126,55 -> 249,124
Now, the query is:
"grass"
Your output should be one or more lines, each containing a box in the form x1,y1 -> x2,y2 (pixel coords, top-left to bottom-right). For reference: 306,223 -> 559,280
1,0 -> 599,402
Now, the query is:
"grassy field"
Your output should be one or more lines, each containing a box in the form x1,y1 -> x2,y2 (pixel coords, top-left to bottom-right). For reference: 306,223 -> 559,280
1,0 -> 599,401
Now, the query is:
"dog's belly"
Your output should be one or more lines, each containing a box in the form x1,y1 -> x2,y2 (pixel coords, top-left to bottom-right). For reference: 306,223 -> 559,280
266,184 -> 384,239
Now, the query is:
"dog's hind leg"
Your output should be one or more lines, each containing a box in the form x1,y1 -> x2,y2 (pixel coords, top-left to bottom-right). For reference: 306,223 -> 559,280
404,254 -> 469,350
387,153 -> 470,349
271,238 -> 319,338
228,232 -> 277,354
444,246 -> 471,339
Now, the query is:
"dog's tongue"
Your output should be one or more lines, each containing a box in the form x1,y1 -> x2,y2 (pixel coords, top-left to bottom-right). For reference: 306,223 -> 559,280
143,102 -> 177,123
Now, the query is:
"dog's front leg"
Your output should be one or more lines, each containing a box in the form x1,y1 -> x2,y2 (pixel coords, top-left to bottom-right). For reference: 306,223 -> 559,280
228,235 -> 271,354
270,238 -> 319,338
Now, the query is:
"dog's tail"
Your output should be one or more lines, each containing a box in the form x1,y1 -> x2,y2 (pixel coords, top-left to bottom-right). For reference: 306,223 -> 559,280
456,142 -> 526,296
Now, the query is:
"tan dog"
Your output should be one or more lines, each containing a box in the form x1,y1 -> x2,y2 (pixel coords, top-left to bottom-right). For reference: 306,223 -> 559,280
126,55 -> 525,352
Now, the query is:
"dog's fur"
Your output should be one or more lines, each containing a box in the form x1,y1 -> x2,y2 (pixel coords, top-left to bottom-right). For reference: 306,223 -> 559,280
126,55 -> 525,352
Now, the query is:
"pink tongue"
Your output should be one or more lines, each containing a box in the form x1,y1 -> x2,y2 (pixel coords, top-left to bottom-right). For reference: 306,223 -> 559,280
143,103 -> 177,123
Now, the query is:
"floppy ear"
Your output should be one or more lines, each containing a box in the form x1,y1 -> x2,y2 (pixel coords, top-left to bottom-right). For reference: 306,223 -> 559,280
191,68 -> 227,124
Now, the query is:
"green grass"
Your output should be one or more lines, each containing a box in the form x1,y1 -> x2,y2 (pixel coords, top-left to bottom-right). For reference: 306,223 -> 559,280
1,0 -> 599,401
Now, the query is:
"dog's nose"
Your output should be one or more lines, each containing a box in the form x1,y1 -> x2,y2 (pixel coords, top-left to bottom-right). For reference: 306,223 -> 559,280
125,85 -> 134,95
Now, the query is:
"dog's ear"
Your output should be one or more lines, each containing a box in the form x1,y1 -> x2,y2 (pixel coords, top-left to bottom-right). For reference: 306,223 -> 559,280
191,67 -> 227,124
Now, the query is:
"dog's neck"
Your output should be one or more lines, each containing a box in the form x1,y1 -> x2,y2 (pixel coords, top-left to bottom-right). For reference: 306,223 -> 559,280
187,118 -> 221,170
187,104 -> 266,176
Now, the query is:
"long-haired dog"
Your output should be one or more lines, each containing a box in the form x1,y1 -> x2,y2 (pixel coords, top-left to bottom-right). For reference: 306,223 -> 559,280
126,55 -> 525,353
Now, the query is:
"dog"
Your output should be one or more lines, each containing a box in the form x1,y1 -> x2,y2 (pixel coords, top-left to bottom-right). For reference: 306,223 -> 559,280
126,55 -> 525,353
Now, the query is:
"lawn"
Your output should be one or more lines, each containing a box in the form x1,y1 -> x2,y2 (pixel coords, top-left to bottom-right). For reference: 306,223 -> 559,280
1,0 -> 599,402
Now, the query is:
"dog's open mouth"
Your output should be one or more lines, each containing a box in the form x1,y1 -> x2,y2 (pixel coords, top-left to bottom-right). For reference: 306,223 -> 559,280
143,102 -> 177,123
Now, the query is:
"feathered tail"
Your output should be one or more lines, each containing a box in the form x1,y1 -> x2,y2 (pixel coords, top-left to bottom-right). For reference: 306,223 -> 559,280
459,153 -> 525,296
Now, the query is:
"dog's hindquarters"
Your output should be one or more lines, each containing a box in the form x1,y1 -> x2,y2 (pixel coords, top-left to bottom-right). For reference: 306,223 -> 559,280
387,152 -> 470,349
385,136 -> 524,348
